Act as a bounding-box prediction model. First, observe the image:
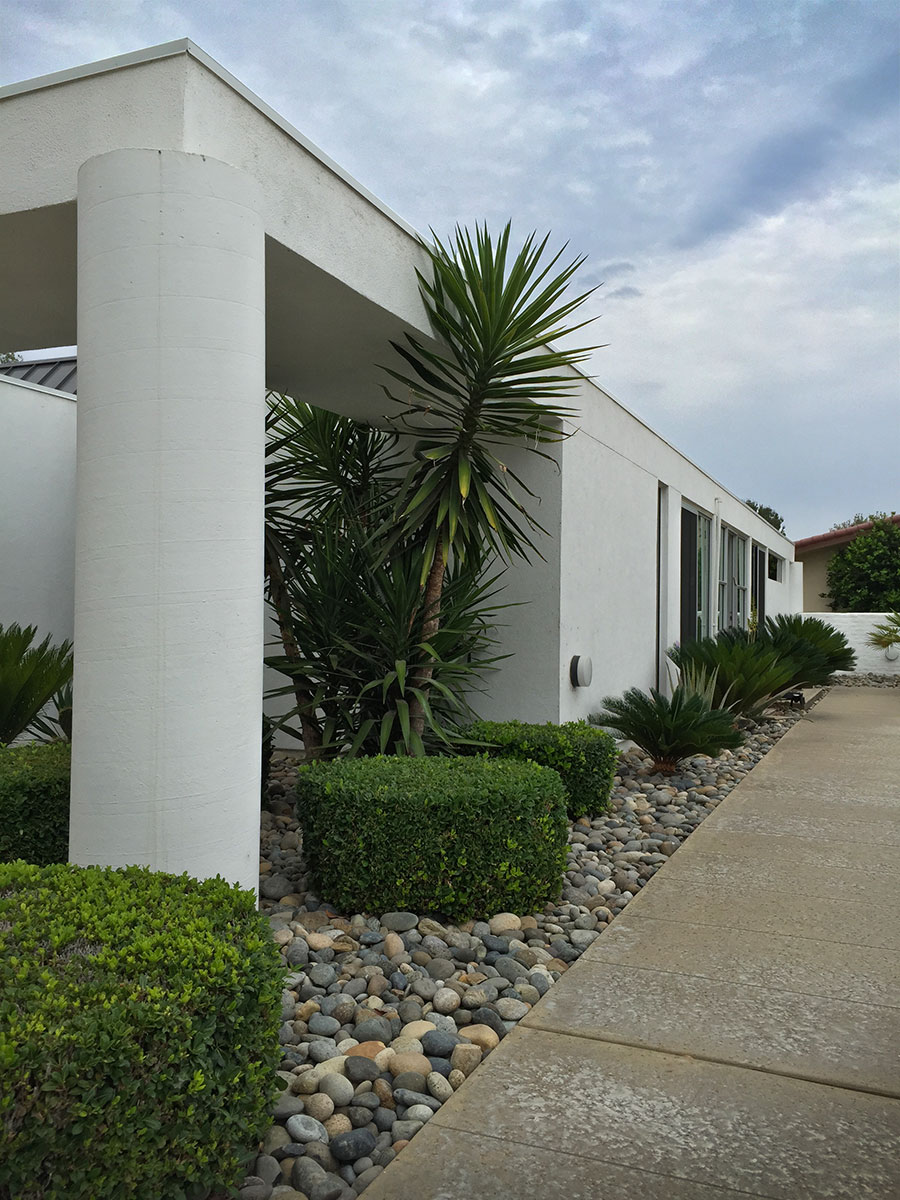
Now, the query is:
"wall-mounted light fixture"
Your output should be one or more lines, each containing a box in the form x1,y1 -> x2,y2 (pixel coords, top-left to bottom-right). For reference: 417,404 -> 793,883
569,655 -> 593,687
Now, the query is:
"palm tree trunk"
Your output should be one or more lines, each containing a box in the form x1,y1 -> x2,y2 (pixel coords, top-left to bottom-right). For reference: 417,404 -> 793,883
408,536 -> 445,740
265,543 -> 323,759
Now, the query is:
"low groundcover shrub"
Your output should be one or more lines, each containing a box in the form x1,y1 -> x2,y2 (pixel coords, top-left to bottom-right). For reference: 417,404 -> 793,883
0,742 -> 70,866
295,755 -> 568,919
459,719 -> 617,817
0,862 -> 281,1200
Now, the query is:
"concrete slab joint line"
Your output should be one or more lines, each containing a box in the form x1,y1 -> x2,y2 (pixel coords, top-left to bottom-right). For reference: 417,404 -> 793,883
363,689 -> 900,1200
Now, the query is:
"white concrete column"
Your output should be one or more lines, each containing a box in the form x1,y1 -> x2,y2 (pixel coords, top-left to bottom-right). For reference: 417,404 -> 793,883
71,149 -> 265,891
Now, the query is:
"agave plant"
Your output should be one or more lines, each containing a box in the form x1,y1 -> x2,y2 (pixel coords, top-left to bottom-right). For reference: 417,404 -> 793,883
590,686 -> 743,775
0,623 -> 73,745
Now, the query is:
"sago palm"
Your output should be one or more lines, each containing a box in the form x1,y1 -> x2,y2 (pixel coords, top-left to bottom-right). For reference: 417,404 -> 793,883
0,623 -> 73,745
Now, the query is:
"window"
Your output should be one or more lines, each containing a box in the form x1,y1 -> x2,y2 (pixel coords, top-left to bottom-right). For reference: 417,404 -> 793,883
768,553 -> 783,582
751,544 -> 767,630
718,527 -> 748,631
681,507 -> 712,643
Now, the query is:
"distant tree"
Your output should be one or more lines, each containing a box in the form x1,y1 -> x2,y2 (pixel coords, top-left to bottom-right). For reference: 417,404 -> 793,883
825,514 -> 900,612
0,351 -> 21,364
830,510 -> 890,531
745,499 -> 786,535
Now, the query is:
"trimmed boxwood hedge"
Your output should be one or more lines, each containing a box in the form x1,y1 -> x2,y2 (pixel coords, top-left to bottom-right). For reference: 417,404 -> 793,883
0,742 -> 70,865
295,755 -> 568,920
460,719 -> 618,818
0,861 -> 282,1200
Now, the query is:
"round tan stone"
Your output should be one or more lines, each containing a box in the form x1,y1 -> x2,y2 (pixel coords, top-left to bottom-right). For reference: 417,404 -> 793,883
367,974 -> 389,996
393,1140 -> 410,1153
449,1043 -> 482,1077
297,1000 -> 321,1022
303,1092 -> 334,1122
272,927 -> 294,946
331,936 -> 358,953
459,1024 -> 499,1051
448,1069 -> 466,1090
383,931 -> 405,958
388,1051 -> 432,1078
305,931 -> 333,951
373,1078 -> 395,1108
389,1036 -> 423,1055
345,1040 -> 386,1060
323,1114 -> 352,1137
519,915 -> 538,931
547,958 -> 570,973
399,1019 -> 436,1041
374,1048 -> 396,1072
489,912 -> 522,935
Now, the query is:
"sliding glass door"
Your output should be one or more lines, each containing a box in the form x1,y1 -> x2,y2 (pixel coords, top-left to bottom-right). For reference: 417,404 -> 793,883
718,527 -> 748,631
681,507 -> 712,644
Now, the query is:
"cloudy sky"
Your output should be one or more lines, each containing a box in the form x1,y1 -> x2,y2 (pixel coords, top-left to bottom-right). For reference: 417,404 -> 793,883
4,0 -> 898,538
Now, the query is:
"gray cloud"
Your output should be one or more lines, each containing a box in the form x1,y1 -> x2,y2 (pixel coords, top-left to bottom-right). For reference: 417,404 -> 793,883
3,0 -> 898,537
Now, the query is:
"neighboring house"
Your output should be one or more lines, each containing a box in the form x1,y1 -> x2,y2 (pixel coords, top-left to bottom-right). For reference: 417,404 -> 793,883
0,40 -> 802,889
794,515 -> 900,612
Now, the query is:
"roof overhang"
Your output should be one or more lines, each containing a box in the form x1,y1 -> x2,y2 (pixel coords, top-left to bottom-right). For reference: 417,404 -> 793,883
0,39 -> 434,422
794,513 -> 900,554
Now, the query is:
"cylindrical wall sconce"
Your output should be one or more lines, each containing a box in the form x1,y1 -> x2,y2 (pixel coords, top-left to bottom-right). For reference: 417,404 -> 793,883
569,655 -> 593,687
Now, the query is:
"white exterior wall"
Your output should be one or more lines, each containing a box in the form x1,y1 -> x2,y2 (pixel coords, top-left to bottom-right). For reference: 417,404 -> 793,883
0,376 -> 76,646
483,373 -> 800,724
811,613 -> 900,676
474,441 -> 563,725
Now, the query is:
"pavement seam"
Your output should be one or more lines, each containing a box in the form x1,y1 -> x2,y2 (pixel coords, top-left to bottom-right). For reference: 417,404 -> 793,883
611,906 -> 900,951
573,953 -> 900,1010
425,1117 -> 789,1199
516,1021 -> 900,1100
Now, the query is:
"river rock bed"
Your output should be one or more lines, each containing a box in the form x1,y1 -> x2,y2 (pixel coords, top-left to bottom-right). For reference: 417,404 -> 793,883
832,671 -> 898,687
240,707 -> 812,1200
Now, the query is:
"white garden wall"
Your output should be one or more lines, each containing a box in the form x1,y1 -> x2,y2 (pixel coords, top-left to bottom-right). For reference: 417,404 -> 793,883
0,375 -> 75,646
810,612 -> 900,676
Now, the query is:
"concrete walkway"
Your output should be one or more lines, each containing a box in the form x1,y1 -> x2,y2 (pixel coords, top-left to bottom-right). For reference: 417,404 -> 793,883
364,687 -> 900,1199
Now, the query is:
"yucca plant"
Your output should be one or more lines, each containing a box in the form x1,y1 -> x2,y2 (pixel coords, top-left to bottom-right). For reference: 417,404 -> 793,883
0,624 -> 73,745
382,222 -> 598,735
590,686 -> 743,775
264,396 -> 509,758
867,611 -> 900,650
669,636 -> 798,721
760,614 -> 856,682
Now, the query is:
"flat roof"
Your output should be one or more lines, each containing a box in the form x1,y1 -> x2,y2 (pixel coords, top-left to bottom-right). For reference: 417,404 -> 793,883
0,38 -> 418,240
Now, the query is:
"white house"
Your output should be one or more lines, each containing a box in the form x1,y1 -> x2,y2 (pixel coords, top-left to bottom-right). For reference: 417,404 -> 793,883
0,40 -> 801,891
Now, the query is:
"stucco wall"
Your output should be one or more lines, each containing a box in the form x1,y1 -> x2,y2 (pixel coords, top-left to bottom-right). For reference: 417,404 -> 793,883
797,544 -> 833,611
811,612 -> 900,676
0,376 -> 76,646
548,374 -> 800,720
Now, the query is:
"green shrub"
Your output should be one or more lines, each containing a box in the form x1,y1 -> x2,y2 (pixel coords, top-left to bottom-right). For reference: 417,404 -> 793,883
670,636 -> 798,720
761,613 -> 856,682
0,861 -> 281,1200
0,742 -> 70,865
295,755 -> 568,919
825,513 -> 900,611
590,686 -> 744,774
459,719 -> 617,818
